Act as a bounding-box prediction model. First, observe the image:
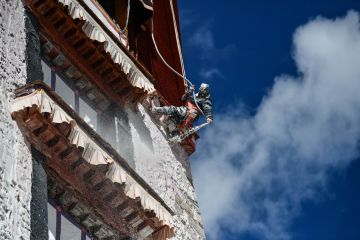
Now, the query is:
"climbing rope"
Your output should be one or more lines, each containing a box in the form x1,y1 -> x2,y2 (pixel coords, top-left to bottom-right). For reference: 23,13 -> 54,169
150,33 -> 192,86
169,0 -> 186,85
119,0 -> 131,35
150,0 -> 205,116
151,30 -> 205,116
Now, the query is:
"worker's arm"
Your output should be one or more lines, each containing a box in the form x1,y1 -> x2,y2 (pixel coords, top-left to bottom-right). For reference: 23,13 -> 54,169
202,98 -> 213,123
181,85 -> 195,102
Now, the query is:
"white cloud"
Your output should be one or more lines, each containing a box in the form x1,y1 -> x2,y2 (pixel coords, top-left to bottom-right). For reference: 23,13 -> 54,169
189,23 -> 215,51
199,68 -> 223,79
179,9 -> 197,29
192,11 -> 360,239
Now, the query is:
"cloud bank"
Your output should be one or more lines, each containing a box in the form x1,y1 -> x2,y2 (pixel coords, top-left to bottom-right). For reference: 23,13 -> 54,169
192,11 -> 360,239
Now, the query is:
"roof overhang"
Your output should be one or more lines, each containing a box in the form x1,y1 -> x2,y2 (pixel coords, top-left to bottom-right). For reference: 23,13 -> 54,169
25,0 -> 156,105
11,81 -> 175,239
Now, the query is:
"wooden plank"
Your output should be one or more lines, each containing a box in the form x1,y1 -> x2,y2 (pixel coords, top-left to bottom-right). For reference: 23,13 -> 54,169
51,138 -> 69,155
36,1 -> 53,15
24,114 -> 44,130
37,124 -> 58,142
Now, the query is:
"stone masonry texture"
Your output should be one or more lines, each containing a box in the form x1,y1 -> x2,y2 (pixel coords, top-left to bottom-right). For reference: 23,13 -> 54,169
0,1 -> 205,239
128,105 -> 205,240
0,0 -> 33,239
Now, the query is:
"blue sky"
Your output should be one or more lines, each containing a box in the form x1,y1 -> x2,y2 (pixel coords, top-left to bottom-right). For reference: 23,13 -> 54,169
177,1 -> 360,240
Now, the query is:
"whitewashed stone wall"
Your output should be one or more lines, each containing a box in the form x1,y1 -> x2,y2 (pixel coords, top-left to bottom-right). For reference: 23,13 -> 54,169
0,2 -> 205,239
0,1 -> 33,239
127,105 -> 205,240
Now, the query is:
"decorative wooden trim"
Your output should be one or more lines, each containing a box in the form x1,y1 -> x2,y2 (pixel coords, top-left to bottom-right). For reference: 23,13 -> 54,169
25,0 -> 152,105
11,81 -> 175,239
15,81 -> 174,215
78,0 -> 155,83
84,0 -> 123,35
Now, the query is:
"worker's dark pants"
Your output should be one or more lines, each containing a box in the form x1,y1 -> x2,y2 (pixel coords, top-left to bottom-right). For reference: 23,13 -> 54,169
152,106 -> 188,124
152,106 -> 192,136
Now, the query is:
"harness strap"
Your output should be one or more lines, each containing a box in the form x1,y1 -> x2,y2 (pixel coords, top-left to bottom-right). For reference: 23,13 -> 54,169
187,101 -> 198,115
179,101 -> 199,129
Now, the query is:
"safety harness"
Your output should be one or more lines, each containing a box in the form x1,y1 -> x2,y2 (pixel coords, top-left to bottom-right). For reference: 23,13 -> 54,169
179,101 -> 199,129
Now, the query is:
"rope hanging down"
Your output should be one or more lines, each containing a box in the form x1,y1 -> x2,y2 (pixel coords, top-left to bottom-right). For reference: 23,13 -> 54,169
169,0 -> 186,84
150,0 -> 205,116
119,0 -> 131,34
150,0 -> 190,87
150,34 -> 191,86
151,32 -> 205,116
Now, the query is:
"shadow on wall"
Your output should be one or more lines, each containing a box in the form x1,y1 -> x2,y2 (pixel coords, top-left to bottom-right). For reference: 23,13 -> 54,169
128,108 -> 154,153
171,144 -> 193,184
98,103 -> 135,168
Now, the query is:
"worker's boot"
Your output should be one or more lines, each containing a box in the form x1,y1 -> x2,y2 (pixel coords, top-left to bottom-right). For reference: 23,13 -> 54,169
167,118 -> 179,138
149,95 -> 160,113
159,114 -> 168,123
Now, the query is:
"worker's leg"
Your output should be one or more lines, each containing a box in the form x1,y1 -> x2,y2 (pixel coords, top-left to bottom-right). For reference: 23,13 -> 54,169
152,106 -> 188,118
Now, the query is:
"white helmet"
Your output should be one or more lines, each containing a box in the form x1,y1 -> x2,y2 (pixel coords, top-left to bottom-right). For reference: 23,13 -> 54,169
199,83 -> 209,92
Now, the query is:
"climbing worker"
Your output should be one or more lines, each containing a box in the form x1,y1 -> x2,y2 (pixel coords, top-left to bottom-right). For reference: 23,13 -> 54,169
151,83 -> 213,137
